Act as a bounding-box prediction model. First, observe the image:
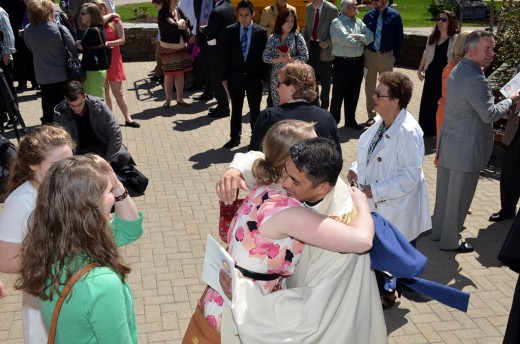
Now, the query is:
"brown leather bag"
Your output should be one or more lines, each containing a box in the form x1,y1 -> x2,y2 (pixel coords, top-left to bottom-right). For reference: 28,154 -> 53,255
48,262 -> 100,344
182,286 -> 221,344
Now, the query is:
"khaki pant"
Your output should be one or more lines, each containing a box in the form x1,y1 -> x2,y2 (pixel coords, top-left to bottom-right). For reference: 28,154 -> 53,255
364,49 -> 395,120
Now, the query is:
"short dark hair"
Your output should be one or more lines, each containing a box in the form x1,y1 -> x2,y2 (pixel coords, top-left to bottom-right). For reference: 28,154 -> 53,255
273,8 -> 297,35
378,71 -> 413,110
289,137 -> 342,187
63,81 -> 86,101
237,0 -> 254,13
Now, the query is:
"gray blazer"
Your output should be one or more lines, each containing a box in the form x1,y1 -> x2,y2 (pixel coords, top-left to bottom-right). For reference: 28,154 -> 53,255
302,1 -> 338,62
438,57 -> 513,172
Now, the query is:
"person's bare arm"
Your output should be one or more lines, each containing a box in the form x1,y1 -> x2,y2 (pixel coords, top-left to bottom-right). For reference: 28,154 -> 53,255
261,186 -> 374,253
0,241 -> 21,273
0,280 -> 6,298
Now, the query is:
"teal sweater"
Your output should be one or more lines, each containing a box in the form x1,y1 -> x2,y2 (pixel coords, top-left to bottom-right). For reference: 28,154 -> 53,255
39,212 -> 144,344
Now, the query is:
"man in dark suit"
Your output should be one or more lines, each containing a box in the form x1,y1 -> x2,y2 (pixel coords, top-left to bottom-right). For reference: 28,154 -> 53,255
200,0 -> 235,118
192,0 -> 213,97
221,0 -> 267,149
302,0 -> 338,110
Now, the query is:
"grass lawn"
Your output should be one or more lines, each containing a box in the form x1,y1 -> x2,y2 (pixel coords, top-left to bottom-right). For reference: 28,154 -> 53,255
115,0 -> 500,27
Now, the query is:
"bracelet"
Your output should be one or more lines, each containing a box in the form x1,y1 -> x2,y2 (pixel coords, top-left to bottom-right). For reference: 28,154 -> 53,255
114,188 -> 128,202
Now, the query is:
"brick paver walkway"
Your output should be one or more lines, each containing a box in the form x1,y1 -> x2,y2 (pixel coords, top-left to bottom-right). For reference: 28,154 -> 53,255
0,61 -> 515,344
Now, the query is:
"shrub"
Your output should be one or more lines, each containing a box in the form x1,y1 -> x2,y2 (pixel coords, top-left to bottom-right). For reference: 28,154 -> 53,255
427,0 -> 457,18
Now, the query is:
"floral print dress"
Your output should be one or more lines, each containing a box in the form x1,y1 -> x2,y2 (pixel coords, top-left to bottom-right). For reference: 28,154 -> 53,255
262,32 -> 309,107
203,185 -> 304,331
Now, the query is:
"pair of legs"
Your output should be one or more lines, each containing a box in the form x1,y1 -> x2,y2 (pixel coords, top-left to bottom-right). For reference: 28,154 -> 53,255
330,57 -> 364,126
496,130 -> 520,218
431,166 -> 479,250
308,41 -> 332,110
364,49 -> 395,121
163,72 -> 188,106
104,80 -> 137,125
228,77 -> 263,141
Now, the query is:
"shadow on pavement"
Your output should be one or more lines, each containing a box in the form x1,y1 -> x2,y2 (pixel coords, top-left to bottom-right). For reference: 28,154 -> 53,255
189,146 -> 247,170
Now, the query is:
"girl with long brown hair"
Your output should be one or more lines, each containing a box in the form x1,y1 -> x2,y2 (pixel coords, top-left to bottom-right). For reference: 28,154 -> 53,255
16,154 -> 143,343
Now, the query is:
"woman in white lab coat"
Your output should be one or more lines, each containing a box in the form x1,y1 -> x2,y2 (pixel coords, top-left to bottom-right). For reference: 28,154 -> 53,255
348,71 -> 431,308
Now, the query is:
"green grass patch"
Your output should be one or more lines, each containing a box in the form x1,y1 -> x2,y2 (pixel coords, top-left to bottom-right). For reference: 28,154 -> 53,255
116,3 -> 158,21
115,0 -> 499,27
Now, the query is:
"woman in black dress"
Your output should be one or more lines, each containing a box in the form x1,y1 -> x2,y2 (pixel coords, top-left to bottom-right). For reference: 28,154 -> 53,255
416,11 -> 460,136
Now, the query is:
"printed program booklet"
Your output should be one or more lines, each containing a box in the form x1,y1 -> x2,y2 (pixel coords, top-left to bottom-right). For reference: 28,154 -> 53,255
202,234 -> 237,305
501,72 -> 520,98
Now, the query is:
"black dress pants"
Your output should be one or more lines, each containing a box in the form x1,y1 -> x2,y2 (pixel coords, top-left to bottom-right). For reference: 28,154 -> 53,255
205,46 -> 228,111
330,56 -> 364,125
308,41 -> 332,110
40,80 -> 68,124
500,127 -> 520,217
228,76 -> 263,139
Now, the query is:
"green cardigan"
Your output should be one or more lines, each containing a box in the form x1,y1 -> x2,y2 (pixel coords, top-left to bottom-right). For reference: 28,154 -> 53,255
39,212 -> 144,344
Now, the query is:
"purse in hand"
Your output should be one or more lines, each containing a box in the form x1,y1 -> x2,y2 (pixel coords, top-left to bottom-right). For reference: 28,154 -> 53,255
57,26 -> 84,81
182,287 -> 221,344
218,197 -> 243,243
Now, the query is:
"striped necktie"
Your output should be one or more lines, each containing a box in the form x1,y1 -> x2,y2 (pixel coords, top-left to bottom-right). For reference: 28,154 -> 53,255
241,27 -> 248,61
373,12 -> 383,51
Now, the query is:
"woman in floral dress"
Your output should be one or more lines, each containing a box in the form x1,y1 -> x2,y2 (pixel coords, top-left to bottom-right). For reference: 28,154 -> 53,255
262,8 -> 308,107
203,120 -> 375,332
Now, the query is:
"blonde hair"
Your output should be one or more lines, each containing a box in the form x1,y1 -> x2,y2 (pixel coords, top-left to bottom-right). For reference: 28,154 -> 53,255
452,31 -> 472,59
27,0 -> 54,24
252,120 -> 316,185
90,0 -> 111,15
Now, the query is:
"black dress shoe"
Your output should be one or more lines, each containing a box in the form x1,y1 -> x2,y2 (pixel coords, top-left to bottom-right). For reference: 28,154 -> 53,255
441,241 -> 474,253
489,212 -> 515,222
223,138 -> 240,149
208,109 -> 230,118
187,85 -> 202,92
193,93 -> 213,101
345,122 -> 364,130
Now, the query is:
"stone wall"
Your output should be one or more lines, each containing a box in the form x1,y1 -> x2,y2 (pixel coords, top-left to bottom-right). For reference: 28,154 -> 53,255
120,24 -> 158,63
120,23 -> 428,69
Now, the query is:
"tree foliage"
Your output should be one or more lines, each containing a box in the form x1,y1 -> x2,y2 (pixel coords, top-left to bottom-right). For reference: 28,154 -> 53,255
494,0 -> 520,81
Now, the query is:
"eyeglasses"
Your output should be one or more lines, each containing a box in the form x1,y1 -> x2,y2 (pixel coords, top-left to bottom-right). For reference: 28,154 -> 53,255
374,91 -> 390,98
436,17 -> 448,22
80,11 -> 89,15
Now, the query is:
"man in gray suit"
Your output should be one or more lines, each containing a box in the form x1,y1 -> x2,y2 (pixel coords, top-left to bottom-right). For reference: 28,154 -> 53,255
302,0 -> 338,110
431,30 -> 520,253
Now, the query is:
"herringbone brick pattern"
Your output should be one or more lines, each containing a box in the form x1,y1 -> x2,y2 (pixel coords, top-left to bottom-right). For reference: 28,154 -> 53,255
0,61 -> 513,344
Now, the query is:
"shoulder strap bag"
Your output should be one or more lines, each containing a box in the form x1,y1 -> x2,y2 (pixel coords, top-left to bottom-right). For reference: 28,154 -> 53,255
57,25 -> 84,81
47,262 -> 100,344
85,27 -> 112,71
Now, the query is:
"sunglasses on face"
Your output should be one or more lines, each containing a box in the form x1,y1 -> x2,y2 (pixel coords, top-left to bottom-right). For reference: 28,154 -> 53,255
374,91 -> 390,98
436,17 -> 448,22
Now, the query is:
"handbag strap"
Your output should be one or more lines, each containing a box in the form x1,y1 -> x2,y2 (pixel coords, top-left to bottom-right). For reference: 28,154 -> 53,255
93,27 -> 105,47
47,262 -> 100,344
57,25 -> 71,53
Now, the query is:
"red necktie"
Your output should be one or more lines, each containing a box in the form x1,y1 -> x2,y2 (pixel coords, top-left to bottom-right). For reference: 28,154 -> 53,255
312,8 -> 319,41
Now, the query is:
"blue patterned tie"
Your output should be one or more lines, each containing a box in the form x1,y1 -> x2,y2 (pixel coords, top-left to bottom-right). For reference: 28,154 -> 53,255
241,27 -> 248,61
373,12 -> 383,51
